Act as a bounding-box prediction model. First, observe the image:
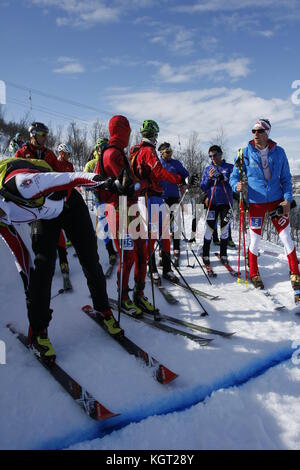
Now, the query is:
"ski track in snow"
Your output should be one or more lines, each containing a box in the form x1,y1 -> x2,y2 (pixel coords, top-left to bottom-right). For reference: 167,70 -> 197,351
0,211 -> 300,450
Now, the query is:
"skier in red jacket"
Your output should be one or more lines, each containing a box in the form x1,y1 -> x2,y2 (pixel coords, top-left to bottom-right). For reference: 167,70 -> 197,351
15,122 -> 63,172
95,115 -> 151,316
131,120 -> 199,285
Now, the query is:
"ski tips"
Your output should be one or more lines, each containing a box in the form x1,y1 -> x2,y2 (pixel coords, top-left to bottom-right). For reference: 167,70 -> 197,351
82,304 -> 93,313
157,365 -> 178,385
94,403 -> 120,421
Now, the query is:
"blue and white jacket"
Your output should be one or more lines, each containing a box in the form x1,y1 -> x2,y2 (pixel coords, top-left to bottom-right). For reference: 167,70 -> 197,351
229,140 -> 293,204
160,158 -> 189,199
200,159 -> 233,205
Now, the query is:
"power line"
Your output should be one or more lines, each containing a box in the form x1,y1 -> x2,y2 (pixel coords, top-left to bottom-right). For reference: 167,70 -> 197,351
7,97 -> 90,124
4,79 -> 143,127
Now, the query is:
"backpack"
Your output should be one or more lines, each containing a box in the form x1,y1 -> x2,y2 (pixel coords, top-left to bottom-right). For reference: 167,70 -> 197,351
0,158 -> 52,208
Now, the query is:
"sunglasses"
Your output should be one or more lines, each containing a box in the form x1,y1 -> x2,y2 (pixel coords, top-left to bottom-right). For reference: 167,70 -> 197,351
36,132 -> 48,137
252,129 -> 265,135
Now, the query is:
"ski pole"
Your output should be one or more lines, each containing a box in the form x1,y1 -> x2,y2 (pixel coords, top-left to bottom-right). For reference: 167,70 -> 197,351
145,193 -> 159,321
194,178 -> 218,262
236,148 -> 248,285
118,195 -> 127,323
139,206 -> 209,316
155,238 -> 209,317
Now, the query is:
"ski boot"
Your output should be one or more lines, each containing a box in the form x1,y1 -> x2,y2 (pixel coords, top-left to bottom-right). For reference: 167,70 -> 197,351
102,309 -> 124,336
106,240 -> 117,266
228,239 -> 236,248
148,268 -> 161,286
250,274 -> 264,289
134,293 -> 156,314
60,262 -> 69,274
163,270 -> 179,283
173,250 -> 180,268
220,255 -> 229,265
28,327 -> 56,365
290,273 -> 300,305
202,256 -> 210,266
121,298 -> 143,318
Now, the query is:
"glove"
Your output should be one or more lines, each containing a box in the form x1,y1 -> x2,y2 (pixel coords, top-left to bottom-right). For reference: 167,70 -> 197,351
112,169 -> 136,197
92,175 -> 114,191
185,174 -> 200,187
216,173 -> 224,182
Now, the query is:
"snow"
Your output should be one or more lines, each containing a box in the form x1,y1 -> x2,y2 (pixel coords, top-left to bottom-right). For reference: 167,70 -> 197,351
1,209 -> 300,450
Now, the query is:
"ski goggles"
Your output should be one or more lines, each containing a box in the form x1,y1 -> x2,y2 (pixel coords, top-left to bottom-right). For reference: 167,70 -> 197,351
209,152 -> 221,159
35,131 -> 48,137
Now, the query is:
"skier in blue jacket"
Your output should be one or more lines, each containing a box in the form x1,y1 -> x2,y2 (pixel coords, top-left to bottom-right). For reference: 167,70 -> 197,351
230,119 -> 300,299
200,145 -> 233,267
159,142 -> 189,267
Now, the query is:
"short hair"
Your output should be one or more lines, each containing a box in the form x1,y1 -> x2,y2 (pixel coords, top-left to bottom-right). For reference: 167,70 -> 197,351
208,145 -> 222,154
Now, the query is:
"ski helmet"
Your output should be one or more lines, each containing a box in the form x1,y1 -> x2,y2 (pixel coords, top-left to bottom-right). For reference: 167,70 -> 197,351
140,120 -> 159,138
58,142 -> 73,154
95,137 -> 108,151
28,122 -> 49,137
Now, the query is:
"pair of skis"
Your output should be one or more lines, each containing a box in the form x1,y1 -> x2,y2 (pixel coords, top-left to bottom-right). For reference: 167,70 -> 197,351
214,253 -> 286,311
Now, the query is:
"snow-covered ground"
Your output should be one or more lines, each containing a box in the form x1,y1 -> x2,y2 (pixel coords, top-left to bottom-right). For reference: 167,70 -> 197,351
0,210 -> 300,450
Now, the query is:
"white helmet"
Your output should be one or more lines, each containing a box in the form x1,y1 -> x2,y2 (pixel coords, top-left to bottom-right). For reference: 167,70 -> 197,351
58,142 -> 72,154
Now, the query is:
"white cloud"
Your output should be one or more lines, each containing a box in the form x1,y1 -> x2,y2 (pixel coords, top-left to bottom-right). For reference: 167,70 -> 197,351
153,57 -> 251,84
258,30 -> 275,38
31,0 -> 120,26
105,86 -> 300,166
174,0 -> 293,14
53,57 -> 85,74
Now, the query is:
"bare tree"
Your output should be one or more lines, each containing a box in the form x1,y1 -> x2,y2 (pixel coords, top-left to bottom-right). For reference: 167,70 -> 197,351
90,119 -> 108,144
66,121 -> 91,170
209,127 -> 229,159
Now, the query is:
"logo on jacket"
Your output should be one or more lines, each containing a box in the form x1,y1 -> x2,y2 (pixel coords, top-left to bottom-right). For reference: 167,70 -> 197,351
20,178 -> 33,189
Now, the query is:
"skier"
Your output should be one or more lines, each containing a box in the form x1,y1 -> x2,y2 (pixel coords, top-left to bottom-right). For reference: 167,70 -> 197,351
57,142 -> 74,287
8,132 -> 24,156
158,141 -> 189,267
94,115 -> 154,316
130,120 -> 199,285
15,122 -> 63,171
200,145 -> 233,268
84,138 -> 118,266
230,118 -> 300,300
0,156 -> 123,364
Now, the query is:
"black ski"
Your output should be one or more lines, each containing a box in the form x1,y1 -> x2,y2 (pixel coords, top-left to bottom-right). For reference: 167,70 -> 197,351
160,272 -> 219,301
149,312 -> 234,338
157,285 -> 179,304
7,323 -> 118,421
62,273 -> 73,291
108,298 -> 212,345
81,305 -> 178,384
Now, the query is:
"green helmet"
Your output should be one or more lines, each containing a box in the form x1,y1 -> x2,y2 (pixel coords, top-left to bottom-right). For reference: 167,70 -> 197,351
140,120 -> 159,138
95,137 -> 108,150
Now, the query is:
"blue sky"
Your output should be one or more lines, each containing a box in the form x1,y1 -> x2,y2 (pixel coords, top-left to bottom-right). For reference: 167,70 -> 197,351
1,0 -> 300,170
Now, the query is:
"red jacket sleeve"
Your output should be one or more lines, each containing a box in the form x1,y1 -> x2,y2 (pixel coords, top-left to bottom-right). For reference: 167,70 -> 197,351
143,147 -> 182,184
